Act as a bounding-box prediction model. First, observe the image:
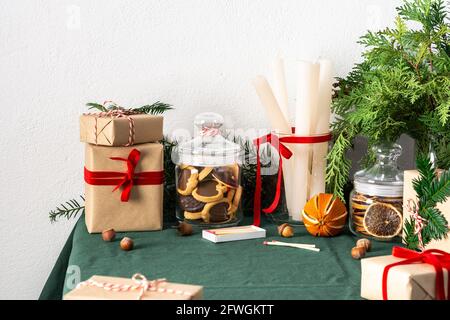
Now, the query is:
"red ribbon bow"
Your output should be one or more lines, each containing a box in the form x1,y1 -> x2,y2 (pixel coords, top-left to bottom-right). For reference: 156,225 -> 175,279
382,246 -> 450,300
84,148 -> 164,202
252,131 -> 332,226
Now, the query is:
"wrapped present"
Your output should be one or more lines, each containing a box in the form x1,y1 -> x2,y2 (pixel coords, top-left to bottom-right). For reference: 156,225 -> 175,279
64,274 -> 203,300
80,110 -> 163,146
84,143 -> 163,233
361,246 -> 450,300
403,170 -> 450,251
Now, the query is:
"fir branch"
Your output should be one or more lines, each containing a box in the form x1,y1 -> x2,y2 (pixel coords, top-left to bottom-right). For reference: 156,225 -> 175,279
86,103 -> 107,112
49,196 -> 85,223
131,102 -> 173,115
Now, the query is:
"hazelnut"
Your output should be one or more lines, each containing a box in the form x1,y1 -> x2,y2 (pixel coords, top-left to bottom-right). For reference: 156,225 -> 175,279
356,238 -> 372,252
351,246 -> 366,259
120,237 -> 134,251
278,223 -> 294,238
177,222 -> 193,236
102,228 -> 116,242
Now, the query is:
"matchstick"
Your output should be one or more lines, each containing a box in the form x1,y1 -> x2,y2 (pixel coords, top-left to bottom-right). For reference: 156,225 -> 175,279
263,240 -> 320,252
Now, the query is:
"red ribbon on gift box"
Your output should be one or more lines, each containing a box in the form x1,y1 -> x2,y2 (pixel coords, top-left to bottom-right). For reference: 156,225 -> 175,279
252,130 -> 332,226
84,148 -> 164,202
382,246 -> 450,300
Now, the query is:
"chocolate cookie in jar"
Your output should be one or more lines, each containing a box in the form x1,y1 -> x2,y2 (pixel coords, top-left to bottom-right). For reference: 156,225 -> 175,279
174,112 -> 243,227
349,143 -> 404,241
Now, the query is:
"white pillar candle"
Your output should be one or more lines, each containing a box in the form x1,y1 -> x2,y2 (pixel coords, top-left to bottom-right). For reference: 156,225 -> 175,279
310,59 -> 333,197
272,56 -> 289,120
252,75 -> 293,217
291,61 -> 320,221
252,76 -> 291,132
272,57 -> 295,218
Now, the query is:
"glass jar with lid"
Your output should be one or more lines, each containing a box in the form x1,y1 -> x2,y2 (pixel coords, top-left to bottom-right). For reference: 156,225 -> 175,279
349,143 -> 404,241
173,112 -> 243,227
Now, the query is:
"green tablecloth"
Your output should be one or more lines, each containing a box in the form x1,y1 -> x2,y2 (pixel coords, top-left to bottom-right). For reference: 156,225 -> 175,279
40,215 -> 397,300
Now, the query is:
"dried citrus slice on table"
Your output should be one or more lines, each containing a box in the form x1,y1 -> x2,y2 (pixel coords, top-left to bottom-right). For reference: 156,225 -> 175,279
363,203 -> 402,239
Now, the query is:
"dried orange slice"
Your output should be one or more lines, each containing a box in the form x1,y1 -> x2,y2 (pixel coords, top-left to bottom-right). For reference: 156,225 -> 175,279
363,203 -> 402,239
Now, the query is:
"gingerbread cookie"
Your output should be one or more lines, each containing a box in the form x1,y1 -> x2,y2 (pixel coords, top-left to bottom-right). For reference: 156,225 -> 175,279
177,167 -> 199,196
226,189 -> 236,202
184,210 -> 203,220
232,185 -> 243,208
198,167 -> 213,181
192,180 -> 227,203
212,164 -> 240,188
178,195 -> 205,212
201,199 -> 231,223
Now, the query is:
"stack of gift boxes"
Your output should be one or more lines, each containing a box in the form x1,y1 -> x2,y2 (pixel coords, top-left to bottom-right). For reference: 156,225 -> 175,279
79,111 -> 165,233
70,110 -> 204,300
361,169 -> 450,300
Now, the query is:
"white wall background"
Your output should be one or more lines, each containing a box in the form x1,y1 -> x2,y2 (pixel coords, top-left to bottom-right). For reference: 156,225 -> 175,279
0,0 -> 403,299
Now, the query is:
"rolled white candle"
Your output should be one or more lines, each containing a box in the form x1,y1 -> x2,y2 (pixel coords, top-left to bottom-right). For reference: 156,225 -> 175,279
253,75 -> 294,217
272,56 -> 289,120
310,59 -> 333,196
252,76 -> 291,132
272,56 -> 295,218
291,61 -> 320,221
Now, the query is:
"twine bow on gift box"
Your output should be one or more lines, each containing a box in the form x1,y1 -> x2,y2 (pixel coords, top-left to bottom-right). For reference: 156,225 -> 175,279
85,101 -> 142,147
252,130 -> 332,226
382,246 -> 450,300
76,273 -> 193,300
84,148 -> 164,202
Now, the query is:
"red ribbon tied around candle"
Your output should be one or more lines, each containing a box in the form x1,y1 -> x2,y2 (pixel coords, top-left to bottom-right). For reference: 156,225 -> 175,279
252,130 -> 332,226
382,246 -> 450,300
84,148 -> 164,202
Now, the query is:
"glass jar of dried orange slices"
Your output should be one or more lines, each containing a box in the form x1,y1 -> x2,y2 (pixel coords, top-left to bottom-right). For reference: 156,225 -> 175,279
173,112 -> 243,228
349,143 -> 404,241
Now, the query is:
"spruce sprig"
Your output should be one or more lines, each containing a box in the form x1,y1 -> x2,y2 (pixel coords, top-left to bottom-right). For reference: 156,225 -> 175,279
403,154 -> 450,250
132,101 -> 173,115
327,0 -> 450,199
49,196 -> 85,223
85,101 -> 173,115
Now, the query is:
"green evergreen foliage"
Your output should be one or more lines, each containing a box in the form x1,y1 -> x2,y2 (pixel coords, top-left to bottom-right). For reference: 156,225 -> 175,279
86,101 -> 173,115
49,196 -> 85,222
327,0 -> 450,200
403,154 -> 450,250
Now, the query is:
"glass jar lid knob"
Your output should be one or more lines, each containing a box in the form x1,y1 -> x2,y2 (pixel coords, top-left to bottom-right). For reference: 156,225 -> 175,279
194,112 -> 224,136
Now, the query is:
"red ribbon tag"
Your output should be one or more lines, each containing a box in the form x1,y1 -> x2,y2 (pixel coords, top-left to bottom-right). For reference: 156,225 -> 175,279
252,131 -> 332,226
382,246 -> 450,300
84,148 -> 164,202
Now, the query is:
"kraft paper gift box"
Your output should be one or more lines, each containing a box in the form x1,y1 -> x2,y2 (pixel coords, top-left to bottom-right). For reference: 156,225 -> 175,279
403,170 -> 450,251
64,275 -> 203,300
361,248 -> 449,300
80,113 -> 163,146
84,143 -> 163,233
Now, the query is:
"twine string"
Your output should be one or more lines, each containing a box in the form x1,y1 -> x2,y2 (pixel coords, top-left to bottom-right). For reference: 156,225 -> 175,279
85,101 -> 141,146
406,198 -> 427,251
76,273 -> 192,300
200,127 -> 220,137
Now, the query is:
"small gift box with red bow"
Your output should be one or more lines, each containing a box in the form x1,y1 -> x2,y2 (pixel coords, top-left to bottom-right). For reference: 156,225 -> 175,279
361,247 -> 450,300
84,143 -> 164,233
64,274 -> 203,300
